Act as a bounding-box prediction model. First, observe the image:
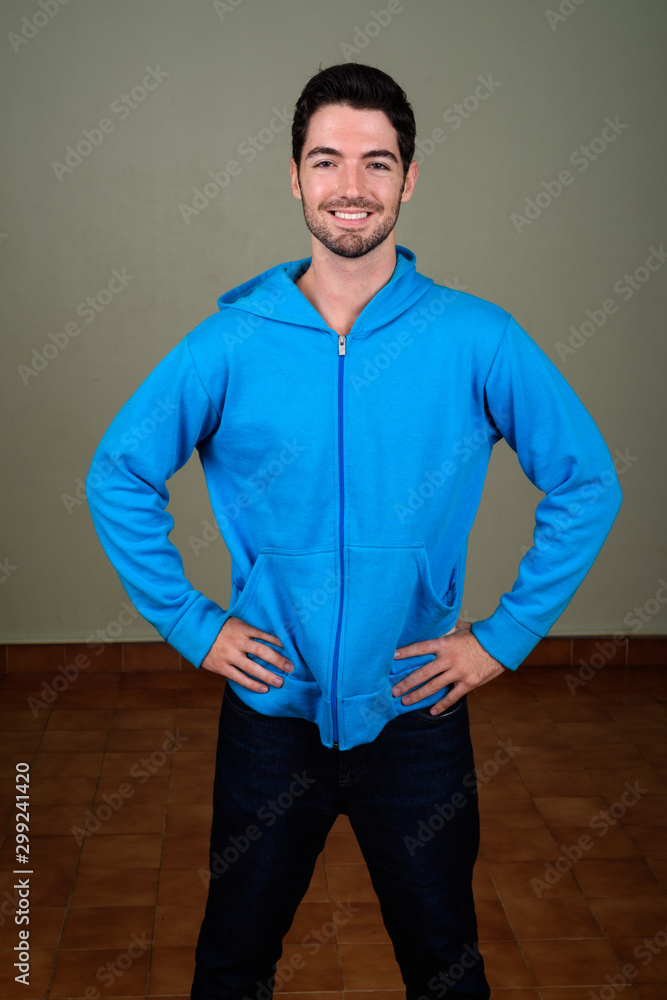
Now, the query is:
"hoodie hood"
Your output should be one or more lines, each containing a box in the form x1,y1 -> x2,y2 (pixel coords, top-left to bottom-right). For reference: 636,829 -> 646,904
216,243 -> 434,338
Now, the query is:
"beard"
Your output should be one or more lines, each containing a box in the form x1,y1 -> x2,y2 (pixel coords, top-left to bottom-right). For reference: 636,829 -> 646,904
298,176 -> 406,259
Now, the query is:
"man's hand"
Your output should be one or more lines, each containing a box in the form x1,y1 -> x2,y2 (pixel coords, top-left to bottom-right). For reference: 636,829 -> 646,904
201,616 -> 294,692
391,618 -> 507,715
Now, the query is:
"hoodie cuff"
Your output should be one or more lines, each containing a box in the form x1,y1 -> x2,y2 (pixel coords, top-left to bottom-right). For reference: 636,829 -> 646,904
166,597 -> 232,668
470,604 -> 543,671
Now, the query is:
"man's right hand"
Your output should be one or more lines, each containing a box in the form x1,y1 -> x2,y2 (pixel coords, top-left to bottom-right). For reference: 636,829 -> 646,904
201,616 -> 294,692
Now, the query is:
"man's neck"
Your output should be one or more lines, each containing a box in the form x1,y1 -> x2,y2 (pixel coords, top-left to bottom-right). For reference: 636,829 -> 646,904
295,238 -> 398,337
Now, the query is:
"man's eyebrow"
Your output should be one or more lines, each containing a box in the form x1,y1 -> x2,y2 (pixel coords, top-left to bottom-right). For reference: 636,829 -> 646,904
304,146 -> 399,165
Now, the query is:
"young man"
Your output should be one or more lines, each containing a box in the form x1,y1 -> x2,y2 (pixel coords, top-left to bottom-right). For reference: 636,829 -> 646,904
86,63 -> 622,999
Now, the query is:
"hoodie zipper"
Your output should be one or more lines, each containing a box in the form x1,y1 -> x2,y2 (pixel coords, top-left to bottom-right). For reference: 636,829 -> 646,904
331,332 -> 347,750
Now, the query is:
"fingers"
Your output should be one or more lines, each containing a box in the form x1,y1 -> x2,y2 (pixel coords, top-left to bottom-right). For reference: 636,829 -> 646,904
223,662 -> 283,694
241,624 -> 293,672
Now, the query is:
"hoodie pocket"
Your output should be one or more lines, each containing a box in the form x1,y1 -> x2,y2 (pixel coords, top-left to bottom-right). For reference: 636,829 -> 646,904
226,545 -> 339,690
340,543 -> 458,698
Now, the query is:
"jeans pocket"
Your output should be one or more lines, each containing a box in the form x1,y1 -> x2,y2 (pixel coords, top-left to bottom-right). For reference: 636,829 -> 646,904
410,693 -> 467,723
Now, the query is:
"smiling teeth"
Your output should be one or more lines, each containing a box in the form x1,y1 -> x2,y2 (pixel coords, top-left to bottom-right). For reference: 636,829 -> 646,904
333,211 -> 369,219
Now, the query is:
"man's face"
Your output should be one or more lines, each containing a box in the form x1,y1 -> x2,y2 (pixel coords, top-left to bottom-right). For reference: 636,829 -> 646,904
290,104 -> 418,259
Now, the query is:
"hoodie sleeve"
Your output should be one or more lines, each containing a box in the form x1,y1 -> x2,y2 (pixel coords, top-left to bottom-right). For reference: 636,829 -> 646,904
469,313 -> 623,670
85,334 -> 232,668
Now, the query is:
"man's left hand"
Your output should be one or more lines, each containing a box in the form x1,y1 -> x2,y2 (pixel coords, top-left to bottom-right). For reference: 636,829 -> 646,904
391,618 -> 507,715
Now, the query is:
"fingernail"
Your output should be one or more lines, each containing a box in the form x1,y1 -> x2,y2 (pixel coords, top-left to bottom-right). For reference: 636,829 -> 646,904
394,651 -> 400,658
392,686 -> 400,696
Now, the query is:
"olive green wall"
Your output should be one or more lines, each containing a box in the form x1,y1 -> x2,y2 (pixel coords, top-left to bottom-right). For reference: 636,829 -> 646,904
1,0 -> 665,644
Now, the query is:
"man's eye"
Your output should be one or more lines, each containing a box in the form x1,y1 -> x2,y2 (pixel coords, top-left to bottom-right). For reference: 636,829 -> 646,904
313,161 -> 390,169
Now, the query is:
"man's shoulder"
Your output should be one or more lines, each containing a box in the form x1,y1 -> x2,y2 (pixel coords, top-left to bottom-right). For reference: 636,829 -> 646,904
416,278 -> 512,346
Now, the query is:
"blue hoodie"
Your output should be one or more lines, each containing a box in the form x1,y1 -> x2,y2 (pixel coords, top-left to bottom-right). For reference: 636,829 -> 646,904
86,244 -> 622,749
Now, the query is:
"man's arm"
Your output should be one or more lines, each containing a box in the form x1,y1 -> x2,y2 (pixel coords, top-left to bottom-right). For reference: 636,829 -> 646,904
469,312 -> 623,669
85,328 -> 232,667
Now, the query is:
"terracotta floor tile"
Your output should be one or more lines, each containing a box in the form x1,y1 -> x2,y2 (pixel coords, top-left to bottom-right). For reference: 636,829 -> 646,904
546,825 -> 642,860
0,906 -> 65,952
646,856 -> 667,887
589,766 -> 667,796
156,867 -> 209,908
176,687 -> 224,708
320,899 -> 390,945
610,936 -> 667,982
344,993 -> 399,1000
115,688 -> 179,708
520,937 -> 625,986
587,893 -> 667,937
49,945 -> 151,996
540,988 -> 635,998
29,776 -> 97,804
60,904 -> 154,949
326,863 -> 378,902
166,728 -> 217,752
488,861 -> 583,899
148,945 -> 196,994
79,833 -> 163,869
479,825 -> 558,863
0,950 -> 55,998
152,904 -> 202,948
0,731 -> 41,753
105,727 -> 182,752
543,699 -> 614,723
165,801 -> 212,839
533,795 -> 609,827
476,898 -> 516,940
612,797 -> 667,827
513,745 -> 585,771
562,717 -> 635,741
502,896 -> 603,939
94,774 -> 169,805
0,834 -> 80,871
633,987 -> 667,999
175,707 -> 220,729
636,743 -> 667,769
477,940 -> 535,987
623,825 -> 667,857
27,867 -> 76,907
338,942 -> 402,990
7,644 -> 66,673
31,751 -> 103,778
493,720 -> 569,745
575,858 -> 664,897
171,752 -> 216,775
111,707 -> 177,730
0,709 -> 50,731
321,830 -> 365,864
518,768 -> 599,796
303,857 -> 329,901
570,742 -> 648,769
39,729 -> 108,753
46,708 -> 114,730
30,802 -> 97,836
82,802 -> 166,837
161,833 -> 209,869
70,867 -> 159,907
168,771 -> 214,803
473,859 -> 498,900
120,670 -> 181,689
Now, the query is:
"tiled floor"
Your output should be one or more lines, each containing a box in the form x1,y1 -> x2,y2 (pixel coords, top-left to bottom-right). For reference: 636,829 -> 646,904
1,660 -> 666,998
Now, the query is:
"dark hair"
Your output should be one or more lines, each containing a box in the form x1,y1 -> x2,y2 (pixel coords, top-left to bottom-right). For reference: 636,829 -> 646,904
292,62 -> 416,178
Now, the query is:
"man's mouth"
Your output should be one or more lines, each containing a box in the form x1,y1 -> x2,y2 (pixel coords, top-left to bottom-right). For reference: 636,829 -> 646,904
328,210 -> 374,225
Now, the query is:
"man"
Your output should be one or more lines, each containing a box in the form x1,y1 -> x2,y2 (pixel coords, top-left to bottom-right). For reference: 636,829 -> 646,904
86,62 -> 622,999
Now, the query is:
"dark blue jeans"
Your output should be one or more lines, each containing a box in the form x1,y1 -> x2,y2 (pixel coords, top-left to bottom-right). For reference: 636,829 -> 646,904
190,681 -> 490,1000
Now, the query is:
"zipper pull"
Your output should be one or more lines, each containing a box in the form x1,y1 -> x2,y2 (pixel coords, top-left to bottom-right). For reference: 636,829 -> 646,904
338,334 -> 346,355
333,740 -> 339,750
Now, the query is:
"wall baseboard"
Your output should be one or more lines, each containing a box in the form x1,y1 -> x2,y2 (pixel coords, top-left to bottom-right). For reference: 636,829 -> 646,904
0,636 -> 665,673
